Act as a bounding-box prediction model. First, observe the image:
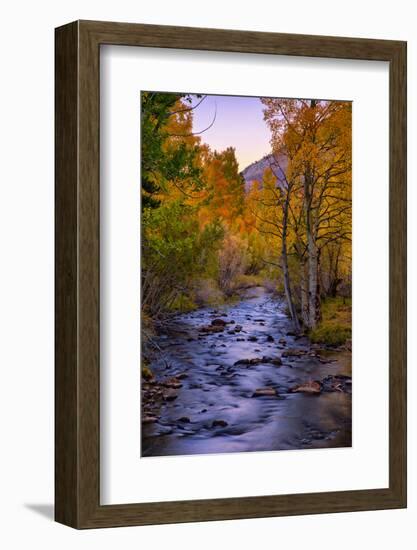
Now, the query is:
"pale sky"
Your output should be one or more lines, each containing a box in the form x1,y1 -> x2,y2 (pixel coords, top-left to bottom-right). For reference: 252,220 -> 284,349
190,94 -> 272,171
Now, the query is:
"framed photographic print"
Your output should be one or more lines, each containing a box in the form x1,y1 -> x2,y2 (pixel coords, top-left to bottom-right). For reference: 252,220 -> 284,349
55,20 -> 407,528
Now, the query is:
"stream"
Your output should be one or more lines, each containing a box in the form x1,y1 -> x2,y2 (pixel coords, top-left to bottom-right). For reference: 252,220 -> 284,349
141,286 -> 351,457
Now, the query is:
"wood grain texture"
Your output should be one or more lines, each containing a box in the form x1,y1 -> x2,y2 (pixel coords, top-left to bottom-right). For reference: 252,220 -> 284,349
55,21 -> 79,527
55,20 -> 407,529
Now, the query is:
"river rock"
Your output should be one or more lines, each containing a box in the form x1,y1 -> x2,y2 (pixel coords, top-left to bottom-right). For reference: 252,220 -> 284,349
212,419 -> 228,428
234,325 -> 243,332
177,416 -> 191,423
162,378 -> 182,389
247,336 -> 258,342
211,318 -> 227,326
200,325 -> 224,333
266,334 -> 274,342
164,389 -> 179,401
234,358 -> 260,366
142,415 -> 158,424
282,348 -> 306,357
234,356 -> 282,367
291,381 -> 322,394
252,387 -> 277,397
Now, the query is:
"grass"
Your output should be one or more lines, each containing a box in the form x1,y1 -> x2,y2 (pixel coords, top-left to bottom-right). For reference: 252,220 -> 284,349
309,296 -> 352,346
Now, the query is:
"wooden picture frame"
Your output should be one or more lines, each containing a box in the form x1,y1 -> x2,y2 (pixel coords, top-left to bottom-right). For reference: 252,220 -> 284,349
55,20 -> 407,529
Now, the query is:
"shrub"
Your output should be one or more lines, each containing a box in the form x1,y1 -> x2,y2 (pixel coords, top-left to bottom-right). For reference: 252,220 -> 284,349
309,297 -> 351,346
194,279 -> 224,307
169,293 -> 197,313
141,362 -> 153,380
217,233 -> 248,294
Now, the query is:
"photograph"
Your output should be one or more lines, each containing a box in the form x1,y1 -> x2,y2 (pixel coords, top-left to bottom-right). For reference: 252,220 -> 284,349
141,91 -> 352,457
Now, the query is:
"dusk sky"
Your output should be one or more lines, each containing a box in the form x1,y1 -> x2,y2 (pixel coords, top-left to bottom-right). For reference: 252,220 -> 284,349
190,94 -> 272,171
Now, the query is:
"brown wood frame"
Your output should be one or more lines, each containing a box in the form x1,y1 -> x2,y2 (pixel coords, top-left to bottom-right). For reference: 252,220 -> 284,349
55,20 -> 407,529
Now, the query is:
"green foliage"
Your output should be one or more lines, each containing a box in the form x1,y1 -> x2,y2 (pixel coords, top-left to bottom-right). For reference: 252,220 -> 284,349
309,297 -> 351,345
141,92 -> 203,208
142,201 -> 224,315
169,293 -> 198,313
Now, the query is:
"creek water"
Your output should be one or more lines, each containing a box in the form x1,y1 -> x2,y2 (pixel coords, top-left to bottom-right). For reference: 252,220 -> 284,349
142,286 -> 351,457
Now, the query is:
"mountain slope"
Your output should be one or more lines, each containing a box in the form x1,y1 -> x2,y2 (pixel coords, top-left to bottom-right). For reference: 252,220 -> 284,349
241,153 -> 287,192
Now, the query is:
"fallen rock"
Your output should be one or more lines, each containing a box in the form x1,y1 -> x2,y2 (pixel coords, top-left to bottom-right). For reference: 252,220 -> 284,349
291,381 -> 322,394
252,387 -> 277,397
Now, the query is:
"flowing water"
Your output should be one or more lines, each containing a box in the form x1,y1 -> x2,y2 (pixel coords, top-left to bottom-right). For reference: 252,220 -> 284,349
142,286 -> 351,457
